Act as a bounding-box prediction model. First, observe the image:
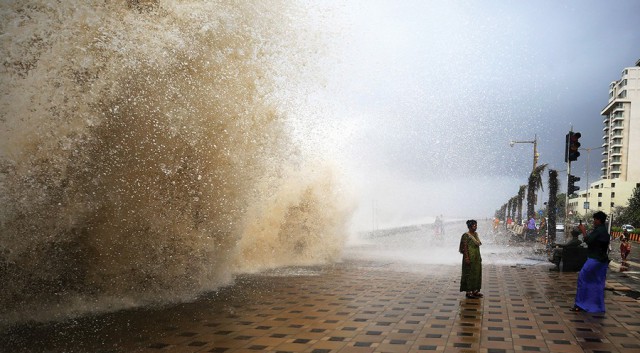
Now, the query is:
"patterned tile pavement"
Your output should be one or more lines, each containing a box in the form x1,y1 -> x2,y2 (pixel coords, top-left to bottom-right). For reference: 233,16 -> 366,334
2,231 -> 640,353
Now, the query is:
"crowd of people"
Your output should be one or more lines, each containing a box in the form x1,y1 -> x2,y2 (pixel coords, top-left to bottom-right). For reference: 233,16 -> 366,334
462,211 -> 633,313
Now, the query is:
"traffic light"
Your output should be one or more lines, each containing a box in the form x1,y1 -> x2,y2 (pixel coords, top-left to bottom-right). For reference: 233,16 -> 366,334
568,174 -> 580,195
565,132 -> 582,162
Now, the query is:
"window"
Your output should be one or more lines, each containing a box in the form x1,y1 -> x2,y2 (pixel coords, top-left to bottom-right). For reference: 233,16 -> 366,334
611,192 -> 615,198
612,183 -> 616,188
611,202 -> 615,208
598,202 -> 602,207
598,192 -> 602,197
618,90 -> 627,98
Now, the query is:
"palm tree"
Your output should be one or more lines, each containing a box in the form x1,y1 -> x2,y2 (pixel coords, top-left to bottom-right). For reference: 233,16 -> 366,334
517,185 -> 526,224
527,164 -> 548,220
548,169 -> 558,244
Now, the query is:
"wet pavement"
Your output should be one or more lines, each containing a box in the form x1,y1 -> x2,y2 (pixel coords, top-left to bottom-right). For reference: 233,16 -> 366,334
2,226 -> 640,353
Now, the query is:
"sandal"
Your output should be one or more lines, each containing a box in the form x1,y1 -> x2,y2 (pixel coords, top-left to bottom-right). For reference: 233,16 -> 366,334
473,292 -> 484,298
465,293 -> 478,299
569,306 -> 583,312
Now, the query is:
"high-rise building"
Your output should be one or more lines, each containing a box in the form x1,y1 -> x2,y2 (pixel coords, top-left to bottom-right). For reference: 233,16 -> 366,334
600,59 -> 640,181
570,59 -> 640,218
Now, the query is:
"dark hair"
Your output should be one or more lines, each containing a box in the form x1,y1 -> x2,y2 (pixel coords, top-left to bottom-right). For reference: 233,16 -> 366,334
466,220 -> 477,229
593,211 -> 607,223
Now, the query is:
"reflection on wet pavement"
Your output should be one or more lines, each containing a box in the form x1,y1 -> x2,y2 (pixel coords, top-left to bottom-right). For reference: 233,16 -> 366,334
2,224 -> 640,352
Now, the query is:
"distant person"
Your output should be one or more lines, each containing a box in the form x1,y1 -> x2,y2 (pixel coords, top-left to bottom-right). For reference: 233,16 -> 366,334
549,228 -> 583,270
538,217 -> 547,242
433,216 -> 442,239
526,216 -> 536,241
571,211 -> 610,313
620,232 -> 631,263
493,217 -> 500,230
459,220 -> 482,299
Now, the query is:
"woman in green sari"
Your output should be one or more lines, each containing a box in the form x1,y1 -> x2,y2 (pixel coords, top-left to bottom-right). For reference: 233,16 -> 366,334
459,220 -> 483,299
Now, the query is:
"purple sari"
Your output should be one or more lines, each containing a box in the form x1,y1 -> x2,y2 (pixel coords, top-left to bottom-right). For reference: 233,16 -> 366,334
574,258 -> 608,312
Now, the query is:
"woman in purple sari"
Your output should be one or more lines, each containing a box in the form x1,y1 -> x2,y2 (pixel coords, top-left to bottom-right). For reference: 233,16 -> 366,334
571,211 -> 610,312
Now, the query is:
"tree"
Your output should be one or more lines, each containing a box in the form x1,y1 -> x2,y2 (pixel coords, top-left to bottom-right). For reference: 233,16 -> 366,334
547,169 -> 558,243
556,193 -> 566,221
517,185 -> 526,224
619,186 -> 640,226
611,206 -> 625,225
527,164 -> 548,220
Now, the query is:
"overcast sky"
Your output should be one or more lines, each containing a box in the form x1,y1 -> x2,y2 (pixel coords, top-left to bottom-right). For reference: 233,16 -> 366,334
295,0 -> 640,231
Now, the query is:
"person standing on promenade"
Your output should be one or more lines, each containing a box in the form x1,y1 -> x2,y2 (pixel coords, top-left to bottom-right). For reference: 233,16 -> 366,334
538,217 -> 547,243
571,211 -> 610,312
526,216 -> 536,241
459,220 -> 483,299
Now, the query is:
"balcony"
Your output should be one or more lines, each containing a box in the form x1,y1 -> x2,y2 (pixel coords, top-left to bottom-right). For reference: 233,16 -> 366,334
612,125 -> 624,131
612,140 -> 623,147
603,125 -> 610,132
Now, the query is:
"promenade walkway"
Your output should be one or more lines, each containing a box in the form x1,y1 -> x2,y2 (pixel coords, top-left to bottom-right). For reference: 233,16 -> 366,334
2,224 -> 640,353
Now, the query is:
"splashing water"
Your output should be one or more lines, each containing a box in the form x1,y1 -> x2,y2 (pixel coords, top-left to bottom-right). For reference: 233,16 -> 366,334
0,0 -> 351,325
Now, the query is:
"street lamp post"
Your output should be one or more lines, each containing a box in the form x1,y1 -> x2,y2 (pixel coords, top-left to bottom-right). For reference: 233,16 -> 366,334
509,134 -> 539,173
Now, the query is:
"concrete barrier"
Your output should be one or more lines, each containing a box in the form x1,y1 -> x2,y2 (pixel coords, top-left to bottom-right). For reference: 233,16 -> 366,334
611,231 -> 639,243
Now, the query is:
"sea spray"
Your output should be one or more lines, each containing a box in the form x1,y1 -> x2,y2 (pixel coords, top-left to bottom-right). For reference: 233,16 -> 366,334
235,165 -> 351,273
0,0 -> 350,325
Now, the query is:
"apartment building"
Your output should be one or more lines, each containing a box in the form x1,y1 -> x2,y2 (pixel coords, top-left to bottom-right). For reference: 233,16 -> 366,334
600,59 -> 640,181
570,59 -> 640,217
